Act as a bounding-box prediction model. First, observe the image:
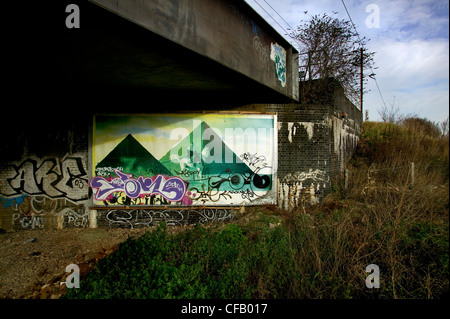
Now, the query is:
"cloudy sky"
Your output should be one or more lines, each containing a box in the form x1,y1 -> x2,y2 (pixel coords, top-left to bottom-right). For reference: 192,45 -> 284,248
245,0 -> 449,123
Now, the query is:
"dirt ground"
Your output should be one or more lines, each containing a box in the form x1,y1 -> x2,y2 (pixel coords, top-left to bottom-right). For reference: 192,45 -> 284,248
0,227 -> 150,299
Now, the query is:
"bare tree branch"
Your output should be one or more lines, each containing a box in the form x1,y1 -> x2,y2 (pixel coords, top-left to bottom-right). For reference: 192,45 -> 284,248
291,13 -> 375,105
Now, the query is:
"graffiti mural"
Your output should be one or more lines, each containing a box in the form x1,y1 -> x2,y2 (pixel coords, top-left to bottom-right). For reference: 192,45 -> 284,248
91,113 -> 277,206
0,154 -> 89,202
90,171 -> 187,202
270,43 -> 287,87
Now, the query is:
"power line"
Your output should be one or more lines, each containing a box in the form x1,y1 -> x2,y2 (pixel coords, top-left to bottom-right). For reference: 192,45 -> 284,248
260,0 -> 309,54
373,76 -> 387,108
252,0 -> 303,50
341,0 -> 387,109
340,0 -> 361,44
252,1 -> 290,39
261,0 -> 296,32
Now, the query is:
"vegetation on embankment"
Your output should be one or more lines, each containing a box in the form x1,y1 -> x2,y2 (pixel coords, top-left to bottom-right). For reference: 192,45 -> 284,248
64,117 -> 449,299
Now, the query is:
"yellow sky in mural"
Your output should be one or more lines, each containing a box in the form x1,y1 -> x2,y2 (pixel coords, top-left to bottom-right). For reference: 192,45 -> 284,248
92,113 -> 276,170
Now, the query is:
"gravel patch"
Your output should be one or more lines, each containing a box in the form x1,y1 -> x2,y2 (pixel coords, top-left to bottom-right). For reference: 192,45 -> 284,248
0,228 -> 148,299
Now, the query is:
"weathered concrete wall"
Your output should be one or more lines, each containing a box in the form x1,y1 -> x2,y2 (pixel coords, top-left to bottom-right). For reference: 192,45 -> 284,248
329,84 -> 363,177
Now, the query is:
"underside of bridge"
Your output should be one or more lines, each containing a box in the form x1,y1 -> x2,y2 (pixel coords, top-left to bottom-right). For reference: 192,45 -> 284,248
6,0 -> 299,114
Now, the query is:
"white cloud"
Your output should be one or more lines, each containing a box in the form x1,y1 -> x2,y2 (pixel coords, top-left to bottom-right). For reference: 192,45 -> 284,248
369,38 -> 448,87
363,36 -> 449,122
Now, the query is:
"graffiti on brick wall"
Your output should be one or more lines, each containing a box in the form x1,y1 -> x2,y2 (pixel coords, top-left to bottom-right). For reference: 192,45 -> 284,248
1,195 -> 89,229
281,169 -> 328,184
0,153 -> 90,229
92,114 -> 277,206
102,208 -> 234,228
0,154 -> 89,202
278,169 -> 329,210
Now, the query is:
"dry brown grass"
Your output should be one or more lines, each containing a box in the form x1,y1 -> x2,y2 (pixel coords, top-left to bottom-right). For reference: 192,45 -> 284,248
272,118 -> 449,298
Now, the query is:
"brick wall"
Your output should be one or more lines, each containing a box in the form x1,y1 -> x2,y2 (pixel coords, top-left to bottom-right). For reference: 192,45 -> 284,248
272,80 -> 362,209
239,80 -> 362,209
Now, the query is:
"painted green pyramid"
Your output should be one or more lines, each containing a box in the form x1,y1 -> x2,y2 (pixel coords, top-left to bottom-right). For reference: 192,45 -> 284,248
159,121 -> 254,177
95,134 -> 171,178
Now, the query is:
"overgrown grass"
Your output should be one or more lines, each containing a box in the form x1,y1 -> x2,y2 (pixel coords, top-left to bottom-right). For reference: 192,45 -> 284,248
64,118 -> 449,299
64,206 -> 447,299
327,118 -> 449,298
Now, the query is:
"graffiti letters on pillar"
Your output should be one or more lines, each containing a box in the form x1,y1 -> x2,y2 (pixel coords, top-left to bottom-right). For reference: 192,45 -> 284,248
0,154 -> 89,202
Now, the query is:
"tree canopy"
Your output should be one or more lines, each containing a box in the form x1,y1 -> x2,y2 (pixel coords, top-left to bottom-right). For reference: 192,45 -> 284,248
291,13 -> 376,106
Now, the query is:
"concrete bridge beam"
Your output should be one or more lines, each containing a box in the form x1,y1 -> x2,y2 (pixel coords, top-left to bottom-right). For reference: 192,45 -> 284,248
91,0 -> 299,101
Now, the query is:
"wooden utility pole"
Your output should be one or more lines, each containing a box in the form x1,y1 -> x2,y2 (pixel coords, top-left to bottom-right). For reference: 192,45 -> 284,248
360,47 -> 364,113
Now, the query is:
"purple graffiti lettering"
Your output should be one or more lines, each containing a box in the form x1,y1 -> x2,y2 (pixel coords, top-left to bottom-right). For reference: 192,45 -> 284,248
89,170 -> 187,202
